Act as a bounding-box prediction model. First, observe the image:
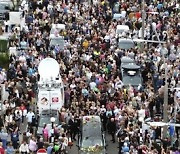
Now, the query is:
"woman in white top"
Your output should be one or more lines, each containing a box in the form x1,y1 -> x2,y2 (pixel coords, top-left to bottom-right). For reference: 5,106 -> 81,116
28,137 -> 37,153
2,100 -> 9,112
5,112 -> 13,128
2,100 -> 9,119
59,134 -> 68,153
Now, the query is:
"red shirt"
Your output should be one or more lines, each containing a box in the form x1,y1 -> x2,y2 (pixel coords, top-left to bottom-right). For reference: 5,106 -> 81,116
106,101 -> 115,110
0,147 -> 5,154
135,12 -> 141,19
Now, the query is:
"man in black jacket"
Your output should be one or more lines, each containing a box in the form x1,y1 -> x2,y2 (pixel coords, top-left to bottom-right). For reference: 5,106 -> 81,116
107,118 -> 116,143
68,116 -> 79,141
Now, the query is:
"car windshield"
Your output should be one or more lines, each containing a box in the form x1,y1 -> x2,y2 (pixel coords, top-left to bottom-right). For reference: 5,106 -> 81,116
118,40 -> 135,49
50,38 -> 64,49
81,137 -> 103,148
122,69 -> 142,86
0,4 -> 7,10
39,117 -> 59,127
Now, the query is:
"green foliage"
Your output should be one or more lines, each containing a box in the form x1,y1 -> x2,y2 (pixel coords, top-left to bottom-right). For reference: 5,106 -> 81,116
11,0 -> 21,11
0,53 -> 9,69
0,39 -> 8,52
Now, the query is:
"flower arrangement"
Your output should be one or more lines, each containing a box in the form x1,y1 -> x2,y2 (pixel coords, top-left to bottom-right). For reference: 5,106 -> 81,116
81,144 -> 103,153
83,116 -> 98,127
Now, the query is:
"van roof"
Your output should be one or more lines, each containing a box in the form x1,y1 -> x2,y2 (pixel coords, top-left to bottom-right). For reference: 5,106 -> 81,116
51,24 -> 65,30
116,25 -> 129,30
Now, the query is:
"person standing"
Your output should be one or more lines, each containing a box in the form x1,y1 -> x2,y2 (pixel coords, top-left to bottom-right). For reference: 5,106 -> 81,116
11,129 -> 19,149
19,141 -> 29,154
6,142 -> 15,154
26,109 -> 35,129
28,137 -> 37,153
20,103 -> 27,123
68,116 -> 79,141
0,116 -> 4,129
14,111 -> 22,128
0,129 -> 8,149
47,143 -> 53,154
0,142 -> 5,154
42,124 -> 49,142
37,138 -> 44,150
107,118 -> 117,143
53,140 -> 60,154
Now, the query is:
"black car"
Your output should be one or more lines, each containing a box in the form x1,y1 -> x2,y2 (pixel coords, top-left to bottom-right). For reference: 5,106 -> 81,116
120,56 -> 142,88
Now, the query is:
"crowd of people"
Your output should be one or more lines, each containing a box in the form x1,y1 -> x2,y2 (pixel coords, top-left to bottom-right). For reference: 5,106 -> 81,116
0,0 -> 180,153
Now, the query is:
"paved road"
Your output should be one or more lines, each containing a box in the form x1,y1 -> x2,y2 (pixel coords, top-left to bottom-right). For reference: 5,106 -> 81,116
67,133 -> 119,154
1,85 -> 119,153
18,121 -> 119,154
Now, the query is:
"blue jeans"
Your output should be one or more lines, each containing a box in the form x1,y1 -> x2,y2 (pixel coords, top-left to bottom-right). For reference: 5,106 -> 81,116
1,139 -> 7,149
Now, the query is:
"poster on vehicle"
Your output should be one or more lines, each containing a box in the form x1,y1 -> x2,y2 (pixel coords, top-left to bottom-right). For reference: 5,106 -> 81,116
51,91 -> 60,104
51,90 -> 63,109
52,97 -> 59,103
38,90 -> 50,111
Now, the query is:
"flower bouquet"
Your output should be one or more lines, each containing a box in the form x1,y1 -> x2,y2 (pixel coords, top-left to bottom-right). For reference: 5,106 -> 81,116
81,144 -> 103,153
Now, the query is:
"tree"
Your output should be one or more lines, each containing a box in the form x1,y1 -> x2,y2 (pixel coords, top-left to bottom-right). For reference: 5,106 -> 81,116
11,0 -> 21,11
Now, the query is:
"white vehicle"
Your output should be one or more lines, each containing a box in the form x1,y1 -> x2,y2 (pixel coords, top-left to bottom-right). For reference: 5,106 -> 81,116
50,24 -> 65,37
118,38 -> 135,49
49,24 -> 65,50
113,13 -> 122,20
116,25 -> 130,38
37,58 -> 64,114
49,35 -> 64,50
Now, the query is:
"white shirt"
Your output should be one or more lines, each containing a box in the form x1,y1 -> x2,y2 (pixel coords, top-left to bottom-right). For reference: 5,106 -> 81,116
22,109 -> 27,116
26,112 -> 35,123
0,73 -> 5,84
10,102 -> 16,108
138,109 -> 145,120
70,83 -> 76,89
89,82 -> 96,90
5,115 -> 13,123
100,108 -> 106,113
15,109 -> 22,117
115,80 -> 123,89
19,143 -> 29,153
